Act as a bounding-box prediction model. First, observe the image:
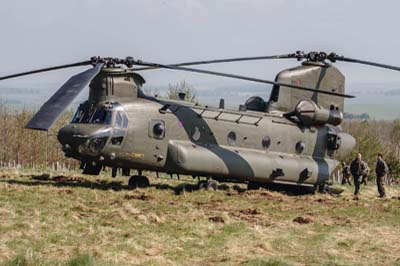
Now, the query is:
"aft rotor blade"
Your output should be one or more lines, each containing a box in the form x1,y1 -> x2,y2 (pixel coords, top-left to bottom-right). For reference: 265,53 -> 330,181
131,54 -> 294,71
25,63 -> 104,131
134,60 -> 354,98
333,55 -> 400,72
0,60 -> 93,81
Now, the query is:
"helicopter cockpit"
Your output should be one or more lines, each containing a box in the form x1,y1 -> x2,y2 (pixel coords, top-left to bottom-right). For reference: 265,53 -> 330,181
72,103 -> 111,125
71,101 -> 128,128
58,101 -> 129,161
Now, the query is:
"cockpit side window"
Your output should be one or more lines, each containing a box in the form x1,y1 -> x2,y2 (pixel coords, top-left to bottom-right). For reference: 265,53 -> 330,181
115,112 -> 123,128
122,113 -> 128,128
71,106 -> 85,123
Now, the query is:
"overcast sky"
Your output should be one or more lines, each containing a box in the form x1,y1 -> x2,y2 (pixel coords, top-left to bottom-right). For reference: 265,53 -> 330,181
1,0 -> 400,91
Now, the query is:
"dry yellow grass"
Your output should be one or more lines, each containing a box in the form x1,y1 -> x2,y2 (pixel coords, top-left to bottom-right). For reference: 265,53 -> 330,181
0,169 -> 400,266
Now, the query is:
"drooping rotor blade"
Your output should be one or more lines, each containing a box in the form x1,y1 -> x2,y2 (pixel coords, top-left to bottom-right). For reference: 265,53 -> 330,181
0,60 -> 93,81
25,63 -> 104,131
330,53 -> 400,72
131,53 -> 295,71
133,60 -> 354,98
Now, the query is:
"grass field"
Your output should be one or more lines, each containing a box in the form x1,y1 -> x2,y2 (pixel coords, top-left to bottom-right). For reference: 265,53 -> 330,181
0,169 -> 400,266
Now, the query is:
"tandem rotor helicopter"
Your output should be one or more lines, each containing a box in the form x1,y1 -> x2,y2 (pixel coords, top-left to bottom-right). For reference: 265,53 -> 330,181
1,51 -> 399,192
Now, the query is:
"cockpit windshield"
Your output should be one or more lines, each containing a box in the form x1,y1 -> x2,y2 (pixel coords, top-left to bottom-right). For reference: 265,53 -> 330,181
72,105 -> 112,125
91,108 -> 112,124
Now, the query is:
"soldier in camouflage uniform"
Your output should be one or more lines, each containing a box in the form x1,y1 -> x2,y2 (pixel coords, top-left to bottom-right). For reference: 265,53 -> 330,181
350,153 -> 367,196
361,163 -> 370,186
375,153 -> 389,198
341,161 -> 352,186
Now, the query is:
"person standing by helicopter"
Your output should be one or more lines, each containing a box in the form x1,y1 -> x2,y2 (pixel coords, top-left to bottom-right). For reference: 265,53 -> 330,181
341,161 -> 352,186
375,153 -> 389,198
350,153 -> 367,196
360,163 -> 370,186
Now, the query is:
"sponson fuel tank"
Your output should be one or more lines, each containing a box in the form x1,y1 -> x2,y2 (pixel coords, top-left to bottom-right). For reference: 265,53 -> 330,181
167,140 -> 337,186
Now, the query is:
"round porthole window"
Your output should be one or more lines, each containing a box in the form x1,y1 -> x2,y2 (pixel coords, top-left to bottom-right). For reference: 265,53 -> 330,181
295,141 -> 305,154
262,136 -> 271,149
192,126 -> 201,141
227,131 -> 236,146
153,123 -> 165,138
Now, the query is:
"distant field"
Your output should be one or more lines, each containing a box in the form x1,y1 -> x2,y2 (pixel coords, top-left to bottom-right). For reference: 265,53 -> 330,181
346,104 -> 400,120
0,169 -> 400,266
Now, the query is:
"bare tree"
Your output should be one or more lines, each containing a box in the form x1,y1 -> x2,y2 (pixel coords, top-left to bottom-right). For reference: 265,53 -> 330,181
166,81 -> 197,103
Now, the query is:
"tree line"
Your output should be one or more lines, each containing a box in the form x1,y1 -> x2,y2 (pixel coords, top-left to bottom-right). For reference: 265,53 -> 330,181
342,119 -> 400,179
0,104 -> 77,169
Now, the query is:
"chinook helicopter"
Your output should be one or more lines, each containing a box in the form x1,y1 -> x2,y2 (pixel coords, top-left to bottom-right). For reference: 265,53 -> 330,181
1,51 -> 399,191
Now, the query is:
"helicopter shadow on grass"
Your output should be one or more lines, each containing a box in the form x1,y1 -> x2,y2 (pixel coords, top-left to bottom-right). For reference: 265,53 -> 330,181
0,173 -> 204,194
1,174 -> 130,191
0,174 -> 317,196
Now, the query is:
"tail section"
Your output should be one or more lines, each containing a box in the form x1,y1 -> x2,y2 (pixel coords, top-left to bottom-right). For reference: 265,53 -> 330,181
268,61 -> 345,112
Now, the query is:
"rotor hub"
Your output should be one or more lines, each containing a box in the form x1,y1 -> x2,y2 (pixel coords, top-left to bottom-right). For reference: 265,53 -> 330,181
291,51 -> 340,63
90,56 -> 136,68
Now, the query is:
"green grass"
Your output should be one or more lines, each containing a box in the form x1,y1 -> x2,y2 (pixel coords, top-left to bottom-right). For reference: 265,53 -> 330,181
1,252 -> 102,266
0,169 -> 400,265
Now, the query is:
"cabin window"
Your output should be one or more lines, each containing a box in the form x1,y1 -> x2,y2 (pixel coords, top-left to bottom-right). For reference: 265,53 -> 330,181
227,131 -> 236,146
191,126 -> 201,141
295,141 -> 305,154
153,123 -> 165,138
262,136 -> 271,149
149,120 -> 165,139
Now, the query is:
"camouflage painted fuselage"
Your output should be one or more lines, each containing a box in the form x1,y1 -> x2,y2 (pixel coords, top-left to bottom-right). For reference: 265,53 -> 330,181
58,66 -> 355,187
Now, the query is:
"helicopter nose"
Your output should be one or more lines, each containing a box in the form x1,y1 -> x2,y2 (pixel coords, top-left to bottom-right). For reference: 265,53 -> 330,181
57,124 -> 111,157
58,124 -> 87,151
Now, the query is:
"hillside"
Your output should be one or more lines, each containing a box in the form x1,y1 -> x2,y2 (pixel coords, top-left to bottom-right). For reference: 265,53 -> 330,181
0,169 -> 400,266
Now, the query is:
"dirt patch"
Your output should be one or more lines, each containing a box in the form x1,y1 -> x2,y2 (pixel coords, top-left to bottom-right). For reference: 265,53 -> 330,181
52,175 -> 84,183
32,174 -> 50,181
58,189 -> 73,194
314,198 -> 336,205
209,216 -> 225,223
239,208 -> 262,215
124,193 -> 152,201
229,208 -> 271,227
194,199 -> 228,212
293,216 -> 313,224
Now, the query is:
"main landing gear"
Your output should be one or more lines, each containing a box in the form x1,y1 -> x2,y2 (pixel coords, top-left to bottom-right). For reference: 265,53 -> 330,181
128,170 -> 150,189
197,179 -> 218,190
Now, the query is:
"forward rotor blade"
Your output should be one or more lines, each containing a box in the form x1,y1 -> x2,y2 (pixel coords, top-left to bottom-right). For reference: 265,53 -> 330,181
131,54 -> 294,71
134,60 -> 354,98
0,60 -> 92,81
333,55 -> 400,72
25,63 -> 104,131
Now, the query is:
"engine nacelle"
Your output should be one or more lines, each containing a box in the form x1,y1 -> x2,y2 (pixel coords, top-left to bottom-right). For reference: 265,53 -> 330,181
294,100 -> 343,126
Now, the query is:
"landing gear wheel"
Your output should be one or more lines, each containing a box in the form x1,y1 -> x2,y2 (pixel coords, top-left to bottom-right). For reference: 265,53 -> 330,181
128,175 -> 150,189
247,182 -> 261,190
316,183 -> 329,194
198,180 -> 208,190
198,180 -> 218,190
